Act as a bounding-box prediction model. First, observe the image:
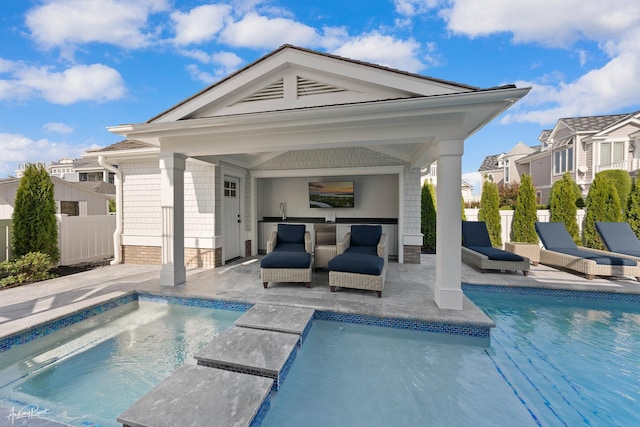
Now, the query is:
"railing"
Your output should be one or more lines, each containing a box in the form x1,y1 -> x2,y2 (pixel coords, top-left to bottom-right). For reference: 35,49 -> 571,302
464,209 -> 586,249
0,216 -> 115,265
596,158 -> 640,173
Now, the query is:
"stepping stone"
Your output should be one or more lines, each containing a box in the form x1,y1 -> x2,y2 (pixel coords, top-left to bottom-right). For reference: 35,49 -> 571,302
117,364 -> 272,427
235,304 -> 314,344
195,326 -> 298,390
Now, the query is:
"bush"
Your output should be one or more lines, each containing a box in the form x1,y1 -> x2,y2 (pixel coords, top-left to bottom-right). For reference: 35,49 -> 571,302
549,172 -> 581,244
12,164 -> 59,263
511,174 -> 538,244
597,169 -> 631,213
421,181 -> 437,252
479,180 -> 501,247
0,252 -> 56,287
583,173 -> 622,249
498,182 -> 520,208
626,178 -> 640,238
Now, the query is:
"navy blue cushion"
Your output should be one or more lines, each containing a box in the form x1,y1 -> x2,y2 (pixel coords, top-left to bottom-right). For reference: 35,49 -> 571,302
535,222 -> 578,251
462,221 -> 492,248
345,246 -> 378,256
596,222 -> 640,256
328,253 -> 384,275
350,225 -> 382,247
555,248 -> 637,266
277,224 -> 305,244
273,243 -> 305,252
261,251 -> 311,269
468,246 -> 524,262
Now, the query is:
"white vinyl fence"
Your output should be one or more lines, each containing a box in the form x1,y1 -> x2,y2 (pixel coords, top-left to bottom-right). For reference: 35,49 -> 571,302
0,215 -> 115,265
464,209 -> 586,249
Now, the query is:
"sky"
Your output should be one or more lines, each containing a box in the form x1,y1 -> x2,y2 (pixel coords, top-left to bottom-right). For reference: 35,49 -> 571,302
1,0 -> 639,193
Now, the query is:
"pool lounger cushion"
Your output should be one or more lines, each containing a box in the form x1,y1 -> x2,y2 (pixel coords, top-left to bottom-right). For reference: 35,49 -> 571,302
261,252 -> 312,269
328,253 -> 384,275
595,222 -> 640,258
466,246 -> 525,262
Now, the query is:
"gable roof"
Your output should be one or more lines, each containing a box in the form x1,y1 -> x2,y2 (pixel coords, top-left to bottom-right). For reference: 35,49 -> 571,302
559,113 -> 630,133
478,154 -> 501,172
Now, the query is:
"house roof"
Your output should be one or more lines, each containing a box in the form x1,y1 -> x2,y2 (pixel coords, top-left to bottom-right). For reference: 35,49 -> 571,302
505,141 -> 534,156
559,113 -> 630,133
87,139 -> 155,153
478,154 -> 501,172
74,181 -> 116,194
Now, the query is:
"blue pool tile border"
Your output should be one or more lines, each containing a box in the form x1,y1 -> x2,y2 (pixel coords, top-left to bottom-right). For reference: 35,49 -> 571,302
313,310 -> 491,338
0,293 -> 137,354
463,283 -> 640,303
138,293 -> 253,312
249,392 -> 271,427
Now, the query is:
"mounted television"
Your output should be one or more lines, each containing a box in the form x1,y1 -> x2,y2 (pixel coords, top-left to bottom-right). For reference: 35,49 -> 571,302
309,181 -> 354,208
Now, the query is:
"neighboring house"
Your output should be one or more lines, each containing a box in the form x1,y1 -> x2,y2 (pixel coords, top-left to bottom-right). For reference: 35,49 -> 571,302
477,141 -> 536,187
83,44 -> 529,310
0,176 -> 113,219
15,158 -> 116,184
420,162 -> 475,202
516,111 -> 640,204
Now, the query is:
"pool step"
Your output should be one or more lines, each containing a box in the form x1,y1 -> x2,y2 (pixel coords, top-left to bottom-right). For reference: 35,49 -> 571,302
235,303 -> 315,344
117,364 -> 272,427
195,326 -> 299,390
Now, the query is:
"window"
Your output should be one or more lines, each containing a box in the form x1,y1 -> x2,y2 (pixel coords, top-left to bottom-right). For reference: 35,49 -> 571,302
600,141 -> 625,165
504,159 -> 510,183
60,201 -> 79,216
553,147 -> 574,174
224,180 -> 237,197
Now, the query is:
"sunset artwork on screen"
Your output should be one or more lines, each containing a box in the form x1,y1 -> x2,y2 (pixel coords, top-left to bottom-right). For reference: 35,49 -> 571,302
308,181 -> 354,208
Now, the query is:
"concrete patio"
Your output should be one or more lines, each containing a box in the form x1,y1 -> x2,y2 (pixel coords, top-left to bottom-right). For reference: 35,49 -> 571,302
3,254 -> 640,344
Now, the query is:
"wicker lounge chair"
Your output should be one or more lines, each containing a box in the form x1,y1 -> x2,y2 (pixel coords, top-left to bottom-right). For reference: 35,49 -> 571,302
595,222 -> 640,258
328,225 -> 387,297
461,221 -> 530,276
535,222 -> 640,281
260,224 -> 312,288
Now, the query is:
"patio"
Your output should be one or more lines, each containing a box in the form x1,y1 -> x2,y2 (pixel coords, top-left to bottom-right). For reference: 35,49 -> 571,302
3,255 -> 640,344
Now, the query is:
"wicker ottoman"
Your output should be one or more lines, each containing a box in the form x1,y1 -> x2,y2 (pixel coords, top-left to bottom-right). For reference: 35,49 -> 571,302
328,253 -> 386,298
314,245 -> 337,270
260,252 -> 312,288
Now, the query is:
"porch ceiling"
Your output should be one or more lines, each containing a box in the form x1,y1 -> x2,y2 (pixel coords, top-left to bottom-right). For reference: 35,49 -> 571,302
108,86 -> 529,169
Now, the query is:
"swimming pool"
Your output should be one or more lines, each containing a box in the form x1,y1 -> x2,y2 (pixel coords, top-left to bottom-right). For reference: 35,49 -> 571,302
0,300 -> 241,427
1,289 -> 639,426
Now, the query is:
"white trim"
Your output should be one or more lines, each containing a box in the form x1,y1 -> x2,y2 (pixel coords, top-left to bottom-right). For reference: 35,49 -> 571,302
251,165 -> 404,178
403,234 -> 423,246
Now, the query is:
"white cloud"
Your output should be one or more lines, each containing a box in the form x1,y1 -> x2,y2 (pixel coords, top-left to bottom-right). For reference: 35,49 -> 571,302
332,33 -> 427,73
394,0 -> 442,16
0,133 -> 96,177
0,61 -> 126,105
220,13 -> 320,49
182,50 -> 244,83
462,171 -> 483,195
171,4 -> 232,46
25,0 -> 170,50
44,122 -> 74,134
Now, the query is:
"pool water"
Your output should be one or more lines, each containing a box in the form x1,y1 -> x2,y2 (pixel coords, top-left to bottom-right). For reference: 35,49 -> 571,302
0,301 -> 241,427
466,290 -> 640,427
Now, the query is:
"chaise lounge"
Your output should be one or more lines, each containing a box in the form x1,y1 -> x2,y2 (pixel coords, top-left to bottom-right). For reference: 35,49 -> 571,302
595,221 -> 640,259
535,221 -> 640,281
461,221 -> 530,276
328,224 -> 387,298
260,224 -> 313,288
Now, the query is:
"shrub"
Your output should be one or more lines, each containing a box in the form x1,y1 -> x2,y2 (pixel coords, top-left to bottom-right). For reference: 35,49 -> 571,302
511,174 -> 538,244
12,164 -> 59,263
597,169 -> 631,213
549,173 -> 580,244
0,252 -> 56,287
498,182 -> 520,208
626,178 -> 640,238
479,180 -> 501,247
421,181 -> 437,252
583,173 -> 622,249
461,196 -> 466,221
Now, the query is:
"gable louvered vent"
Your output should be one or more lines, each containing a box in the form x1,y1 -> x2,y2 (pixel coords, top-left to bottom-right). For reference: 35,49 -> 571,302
237,79 -> 284,103
297,76 -> 346,96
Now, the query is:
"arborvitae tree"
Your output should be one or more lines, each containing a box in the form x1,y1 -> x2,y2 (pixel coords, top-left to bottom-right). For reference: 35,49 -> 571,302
511,174 -> 538,244
421,181 -> 437,253
598,169 -> 631,214
626,178 -> 640,238
583,173 -> 622,249
549,172 -> 580,244
12,164 -> 59,263
461,196 -> 467,221
478,180 -> 501,247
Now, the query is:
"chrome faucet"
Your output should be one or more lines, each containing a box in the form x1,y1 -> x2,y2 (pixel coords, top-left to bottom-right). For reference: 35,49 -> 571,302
279,202 -> 286,220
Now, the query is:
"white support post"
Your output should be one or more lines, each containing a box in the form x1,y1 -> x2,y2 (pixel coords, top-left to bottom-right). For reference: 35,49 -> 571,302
435,139 -> 464,310
159,153 -> 187,287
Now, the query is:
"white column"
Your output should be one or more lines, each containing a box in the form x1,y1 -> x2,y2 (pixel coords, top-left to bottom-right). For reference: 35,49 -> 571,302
159,153 -> 187,287
435,139 -> 464,310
